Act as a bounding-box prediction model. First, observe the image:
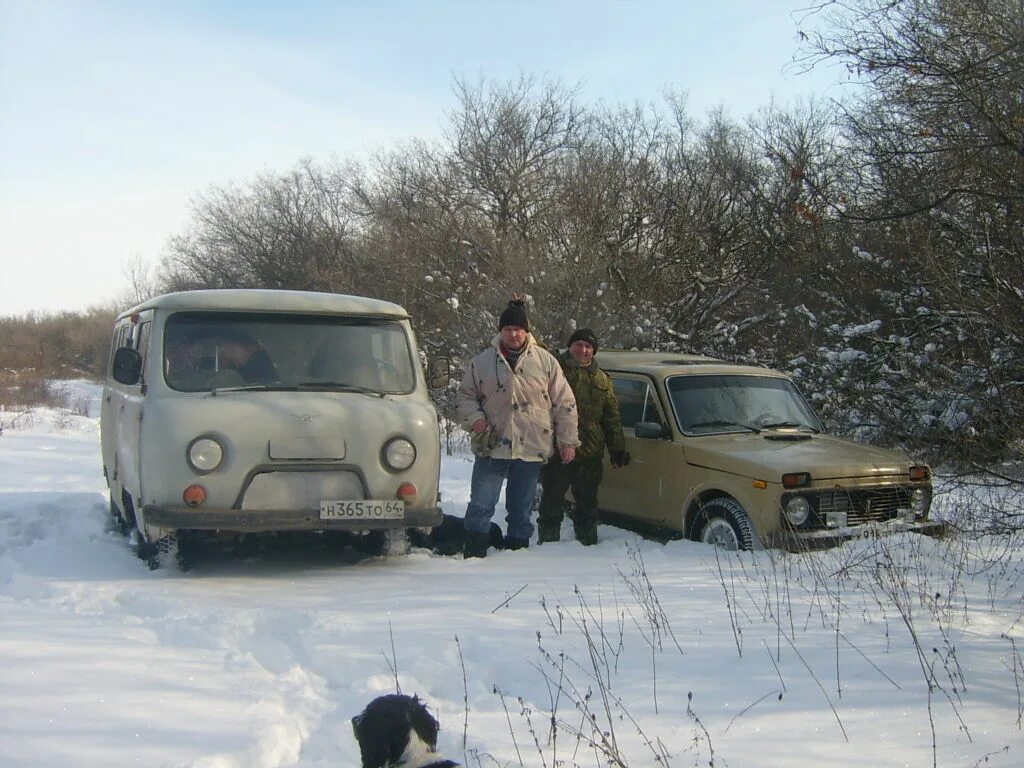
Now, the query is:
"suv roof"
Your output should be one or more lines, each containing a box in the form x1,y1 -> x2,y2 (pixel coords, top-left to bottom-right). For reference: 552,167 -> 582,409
597,350 -> 790,379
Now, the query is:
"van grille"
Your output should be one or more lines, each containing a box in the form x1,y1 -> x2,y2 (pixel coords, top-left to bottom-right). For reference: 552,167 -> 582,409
241,470 -> 365,510
814,487 -> 912,526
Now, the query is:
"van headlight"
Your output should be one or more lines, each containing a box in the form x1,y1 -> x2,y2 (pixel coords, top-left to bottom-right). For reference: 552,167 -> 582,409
187,437 -> 224,473
911,487 -> 931,516
784,496 -> 810,526
383,438 -> 416,471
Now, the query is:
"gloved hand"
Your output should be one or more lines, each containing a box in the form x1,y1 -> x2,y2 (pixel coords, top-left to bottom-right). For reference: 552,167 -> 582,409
610,450 -> 631,468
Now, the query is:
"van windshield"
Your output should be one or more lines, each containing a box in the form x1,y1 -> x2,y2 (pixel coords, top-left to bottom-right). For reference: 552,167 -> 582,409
163,312 -> 416,394
667,374 -> 823,435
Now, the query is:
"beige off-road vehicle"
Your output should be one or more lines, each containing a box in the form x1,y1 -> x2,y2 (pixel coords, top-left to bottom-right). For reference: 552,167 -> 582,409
595,351 -> 942,550
101,289 -> 450,568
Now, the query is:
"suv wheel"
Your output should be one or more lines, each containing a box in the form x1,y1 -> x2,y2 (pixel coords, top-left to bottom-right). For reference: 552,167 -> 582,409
693,497 -> 754,551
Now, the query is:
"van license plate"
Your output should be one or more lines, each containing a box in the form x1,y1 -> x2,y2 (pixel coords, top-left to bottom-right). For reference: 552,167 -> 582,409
319,500 -> 405,520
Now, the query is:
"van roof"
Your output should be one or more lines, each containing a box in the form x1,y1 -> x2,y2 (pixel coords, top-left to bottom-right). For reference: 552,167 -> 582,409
118,289 -> 410,321
597,349 -> 790,379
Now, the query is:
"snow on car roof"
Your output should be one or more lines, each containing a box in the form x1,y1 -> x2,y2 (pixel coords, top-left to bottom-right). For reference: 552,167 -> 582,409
597,349 -> 791,378
119,289 -> 409,320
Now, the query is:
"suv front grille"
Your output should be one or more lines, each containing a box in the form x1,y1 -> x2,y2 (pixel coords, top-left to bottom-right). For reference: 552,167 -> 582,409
813,486 -> 912,527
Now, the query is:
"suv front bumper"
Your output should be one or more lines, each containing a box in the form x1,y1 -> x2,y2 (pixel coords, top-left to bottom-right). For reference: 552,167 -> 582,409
768,517 -> 949,552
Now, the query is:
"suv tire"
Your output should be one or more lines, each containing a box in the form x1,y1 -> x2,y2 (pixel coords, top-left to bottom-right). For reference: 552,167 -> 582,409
693,497 -> 754,550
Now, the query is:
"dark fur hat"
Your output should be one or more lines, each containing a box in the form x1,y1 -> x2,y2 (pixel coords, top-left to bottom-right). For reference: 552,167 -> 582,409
568,328 -> 599,351
497,300 -> 530,331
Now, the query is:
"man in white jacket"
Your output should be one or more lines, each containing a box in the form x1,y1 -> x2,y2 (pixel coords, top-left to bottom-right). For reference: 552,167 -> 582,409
456,299 -> 580,557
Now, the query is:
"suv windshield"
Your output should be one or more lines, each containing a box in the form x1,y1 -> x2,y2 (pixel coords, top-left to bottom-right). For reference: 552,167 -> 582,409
668,374 -> 823,435
164,312 -> 416,394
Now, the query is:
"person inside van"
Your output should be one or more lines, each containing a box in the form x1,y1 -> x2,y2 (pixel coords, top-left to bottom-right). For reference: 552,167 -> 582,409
212,331 -> 279,385
165,333 -> 206,390
341,345 -> 384,389
311,333 -> 393,391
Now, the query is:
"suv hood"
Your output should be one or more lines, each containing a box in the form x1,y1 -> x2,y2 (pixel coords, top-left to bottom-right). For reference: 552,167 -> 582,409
684,432 -> 912,482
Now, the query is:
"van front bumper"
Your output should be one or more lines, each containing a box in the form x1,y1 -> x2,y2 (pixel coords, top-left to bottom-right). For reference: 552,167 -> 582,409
768,517 -> 949,552
142,504 -> 443,533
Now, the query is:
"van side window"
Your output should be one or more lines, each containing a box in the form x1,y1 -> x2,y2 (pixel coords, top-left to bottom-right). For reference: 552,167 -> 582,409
109,323 -> 131,375
611,377 -> 665,429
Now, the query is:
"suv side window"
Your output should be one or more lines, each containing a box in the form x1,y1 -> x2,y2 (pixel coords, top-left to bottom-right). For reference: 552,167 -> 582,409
611,377 -> 665,429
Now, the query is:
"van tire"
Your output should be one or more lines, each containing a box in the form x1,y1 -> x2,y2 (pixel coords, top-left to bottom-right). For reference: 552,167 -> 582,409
175,530 -> 202,571
693,497 -> 754,551
369,528 -> 410,557
383,528 -> 410,557
132,528 -> 161,570
122,495 -> 161,568
109,497 -> 131,535
119,489 -> 138,531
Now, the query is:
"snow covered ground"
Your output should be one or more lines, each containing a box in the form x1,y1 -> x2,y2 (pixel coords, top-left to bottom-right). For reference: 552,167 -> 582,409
0,382 -> 1021,767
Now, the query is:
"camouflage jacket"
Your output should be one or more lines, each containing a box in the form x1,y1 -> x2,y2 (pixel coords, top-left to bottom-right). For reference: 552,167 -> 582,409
558,351 -> 626,460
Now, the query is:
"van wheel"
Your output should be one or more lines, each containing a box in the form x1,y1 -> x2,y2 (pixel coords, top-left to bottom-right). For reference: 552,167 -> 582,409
132,528 -> 161,570
356,528 -> 411,557
119,490 -> 138,531
368,528 -> 410,557
175,530 -> 202,571
693,498 -> 754,551
131,519 -> 177,570
109,497 -> 131,535
383,528 -> 410,557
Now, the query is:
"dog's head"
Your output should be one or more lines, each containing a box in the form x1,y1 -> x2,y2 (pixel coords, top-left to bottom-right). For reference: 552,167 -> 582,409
352,693 -> 446,768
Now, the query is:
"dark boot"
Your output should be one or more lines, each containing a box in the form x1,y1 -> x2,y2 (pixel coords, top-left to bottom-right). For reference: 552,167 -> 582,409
488,522 -> 506,550
536,522 -> 561,544
505,537 -> 530,551
573,519 -> 598,546
463,531 -> 490,559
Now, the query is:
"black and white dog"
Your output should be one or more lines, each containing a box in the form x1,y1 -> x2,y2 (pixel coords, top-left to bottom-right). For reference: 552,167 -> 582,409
408,514 -> 504,557
352,693 -> 458,768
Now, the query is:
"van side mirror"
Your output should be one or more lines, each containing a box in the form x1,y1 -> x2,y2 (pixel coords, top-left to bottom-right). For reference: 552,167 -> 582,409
112,347 -> 142,385
634,421 -> 667,439
427,356 -> 452,390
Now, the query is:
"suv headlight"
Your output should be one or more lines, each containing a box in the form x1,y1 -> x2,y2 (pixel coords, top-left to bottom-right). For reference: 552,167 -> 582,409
187,436 -> 224,473
383,437 -> 416,471
911,487 -> 930,517
784,496 -> 810,526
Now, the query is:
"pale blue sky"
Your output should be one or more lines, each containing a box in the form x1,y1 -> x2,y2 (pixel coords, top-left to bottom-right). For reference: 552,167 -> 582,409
1,0 -> 844,315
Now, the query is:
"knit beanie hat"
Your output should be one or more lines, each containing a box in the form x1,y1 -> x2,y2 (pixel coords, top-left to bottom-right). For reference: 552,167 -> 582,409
568,328 -> 599,351
498,300 -> 530,331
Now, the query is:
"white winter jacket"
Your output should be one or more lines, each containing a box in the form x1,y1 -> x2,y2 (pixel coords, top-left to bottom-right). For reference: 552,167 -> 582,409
456,334 -> 579,461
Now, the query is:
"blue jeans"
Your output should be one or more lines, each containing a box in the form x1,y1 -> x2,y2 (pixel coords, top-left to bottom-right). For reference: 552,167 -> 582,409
464,457 -> 543,541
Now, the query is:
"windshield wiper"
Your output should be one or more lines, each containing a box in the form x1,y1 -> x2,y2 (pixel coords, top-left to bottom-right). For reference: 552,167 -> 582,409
688,419 -> 761,433
210,383 -> 286,394
297,380 -> 386,398
759,420 -> 820,433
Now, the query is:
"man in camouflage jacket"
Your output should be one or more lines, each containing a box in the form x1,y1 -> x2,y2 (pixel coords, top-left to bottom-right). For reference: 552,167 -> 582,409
537,328 -> 629,545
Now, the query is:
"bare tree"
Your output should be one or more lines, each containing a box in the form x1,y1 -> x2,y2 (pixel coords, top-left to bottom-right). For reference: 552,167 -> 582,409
447,74 -> 586,240
162,159 -> 363,293
786,0 -> 1024,537
117,253 -> 160,308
